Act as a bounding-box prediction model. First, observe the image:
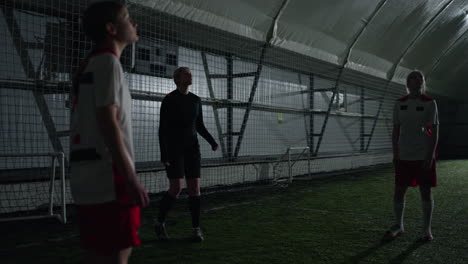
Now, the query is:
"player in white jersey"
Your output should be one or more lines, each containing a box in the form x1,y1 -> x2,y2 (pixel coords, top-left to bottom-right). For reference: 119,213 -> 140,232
70,2 -> 149,263
385,71 -> 439,242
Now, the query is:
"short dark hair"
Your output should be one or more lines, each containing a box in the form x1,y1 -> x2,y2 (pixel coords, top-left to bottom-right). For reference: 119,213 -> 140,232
82,1 -> 125,43
173,67 -> 190,85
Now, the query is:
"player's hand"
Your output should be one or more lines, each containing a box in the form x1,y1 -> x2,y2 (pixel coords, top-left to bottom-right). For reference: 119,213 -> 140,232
163,162 -> 171,167
127,179 -> 150,207
212,144 -> 218,151
422,158 -> 433,170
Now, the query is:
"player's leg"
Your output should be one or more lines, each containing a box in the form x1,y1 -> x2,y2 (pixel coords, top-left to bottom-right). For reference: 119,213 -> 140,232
416,160 -> 436,241
116,247 -> 133,264
419,185 -> 434,241
185,150 -> 203,241
186,177 -> 203,242
386,184 -> 408,237
85,250 -> 109,264
86,247 -> 132,264
155,157 -> 184,240
386,160 -> 411,237
155,178 -> 182,240
158,178 -> 182,222
394,185 -> 408,232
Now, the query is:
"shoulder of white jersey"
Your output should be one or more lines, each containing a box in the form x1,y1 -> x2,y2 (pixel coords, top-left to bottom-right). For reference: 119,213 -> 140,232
98,53 -> 119,62
397,95 -> 410,102
87,52 -> 119,70
92,49 -> 118,58
419,94 -> 434,102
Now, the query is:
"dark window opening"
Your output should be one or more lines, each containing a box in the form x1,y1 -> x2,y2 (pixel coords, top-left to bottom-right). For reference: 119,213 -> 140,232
137,48 -> 150,61
166,54 -> 177,66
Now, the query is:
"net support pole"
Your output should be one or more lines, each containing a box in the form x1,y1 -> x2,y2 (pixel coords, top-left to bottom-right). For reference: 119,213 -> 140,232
60,152 -> 67,224
48,156 -> 57,216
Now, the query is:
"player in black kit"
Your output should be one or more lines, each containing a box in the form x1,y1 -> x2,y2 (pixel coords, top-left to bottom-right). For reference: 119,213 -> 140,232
155,67 -> 218,242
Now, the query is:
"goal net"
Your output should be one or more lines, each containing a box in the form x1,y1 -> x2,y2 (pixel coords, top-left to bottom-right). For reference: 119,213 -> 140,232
0,152 -> 67,223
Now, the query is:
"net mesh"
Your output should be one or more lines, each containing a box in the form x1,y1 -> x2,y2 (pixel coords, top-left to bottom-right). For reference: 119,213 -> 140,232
0,0 -> 406,215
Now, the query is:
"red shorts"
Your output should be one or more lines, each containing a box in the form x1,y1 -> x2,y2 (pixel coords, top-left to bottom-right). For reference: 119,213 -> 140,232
395,160 -> 437,187
77,163 -> 141,254
77,202 -> 141,254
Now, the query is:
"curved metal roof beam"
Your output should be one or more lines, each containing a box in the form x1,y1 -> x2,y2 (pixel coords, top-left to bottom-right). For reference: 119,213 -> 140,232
427,14 -> 468,78
342,0 -> 389,71
387,0 -> 455,82
233,0 -> 289,158
333,0 -> 389,90
267,0 -> 290,45
366,0 -> 454,151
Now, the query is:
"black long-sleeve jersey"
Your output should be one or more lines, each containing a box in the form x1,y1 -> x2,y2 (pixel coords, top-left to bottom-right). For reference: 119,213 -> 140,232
159,90 -> 217,162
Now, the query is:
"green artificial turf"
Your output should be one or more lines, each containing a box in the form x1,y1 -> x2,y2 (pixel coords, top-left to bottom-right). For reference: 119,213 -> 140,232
1,160 -> 467,264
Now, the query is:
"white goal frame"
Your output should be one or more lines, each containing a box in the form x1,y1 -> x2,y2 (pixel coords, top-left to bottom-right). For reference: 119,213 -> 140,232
0,152 -> 67,224
273,146 -> 311,183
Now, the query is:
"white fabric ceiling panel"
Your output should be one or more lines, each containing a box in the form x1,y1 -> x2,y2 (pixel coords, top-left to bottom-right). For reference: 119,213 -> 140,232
134,0 -> 283,42
348,0 -> 451,81
271,0 -> 381,66
130,0 -> 468,100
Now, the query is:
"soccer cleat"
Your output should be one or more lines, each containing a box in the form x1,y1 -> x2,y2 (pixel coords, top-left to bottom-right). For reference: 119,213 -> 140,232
192,227 -> 204,242
154,221 -> 169,241
420,234 -> 434,242
384,224 -> 405,238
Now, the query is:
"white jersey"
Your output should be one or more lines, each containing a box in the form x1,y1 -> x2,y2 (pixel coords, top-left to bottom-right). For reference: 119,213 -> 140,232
69,50 -> 134,204
393,94 -> 438,161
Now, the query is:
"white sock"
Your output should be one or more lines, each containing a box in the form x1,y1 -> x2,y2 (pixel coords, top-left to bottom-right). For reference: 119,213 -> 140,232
154,219 -> 165,226
394,200 -> 405,231
422,200 -> 434,234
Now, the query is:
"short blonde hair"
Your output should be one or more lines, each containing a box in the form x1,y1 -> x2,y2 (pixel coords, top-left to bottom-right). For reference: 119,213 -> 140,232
406,70 -> 426,93
173,67 -> 190,85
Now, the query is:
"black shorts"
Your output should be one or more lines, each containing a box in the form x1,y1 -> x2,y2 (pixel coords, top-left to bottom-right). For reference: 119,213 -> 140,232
165,150 -> 201,179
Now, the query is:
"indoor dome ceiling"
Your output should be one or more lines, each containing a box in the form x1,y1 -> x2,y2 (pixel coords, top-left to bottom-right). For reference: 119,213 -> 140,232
132,0 -> 468,100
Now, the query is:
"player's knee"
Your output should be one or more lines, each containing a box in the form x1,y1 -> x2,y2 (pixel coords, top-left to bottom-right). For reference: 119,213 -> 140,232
168,186 -> 182,197
186,183 -> 200,196
393,186 -> 407,200
187,189 -> 200,196
418,187 -> 432,201
420,193 -> 432,202
393,192 -> 405,202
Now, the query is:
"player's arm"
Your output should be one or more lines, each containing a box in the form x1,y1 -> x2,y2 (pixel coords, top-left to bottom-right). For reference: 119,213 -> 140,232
96,105 -> 149,207
96,105 -> 135,179
392,102 -> 400,165
159,98 -> 171,165
423,124 -> 438,170
423,101 -> 439,169
93,57 -> 148,206
425,124 -> 439,160
392,125 -> 400,161
195,99 -> 218,151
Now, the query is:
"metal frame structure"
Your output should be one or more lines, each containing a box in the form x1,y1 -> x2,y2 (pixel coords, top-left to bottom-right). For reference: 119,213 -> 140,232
1,6 -> 69,165
1,0 -> 463,226
273,146 -> 311,184
0,152 -> 67,223
233,0 -> 289,159
365,0 -> 454,151
0,0 -> 400,167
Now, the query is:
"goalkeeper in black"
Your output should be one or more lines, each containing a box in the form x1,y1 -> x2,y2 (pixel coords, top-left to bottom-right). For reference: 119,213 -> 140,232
155,67 -> 218,242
